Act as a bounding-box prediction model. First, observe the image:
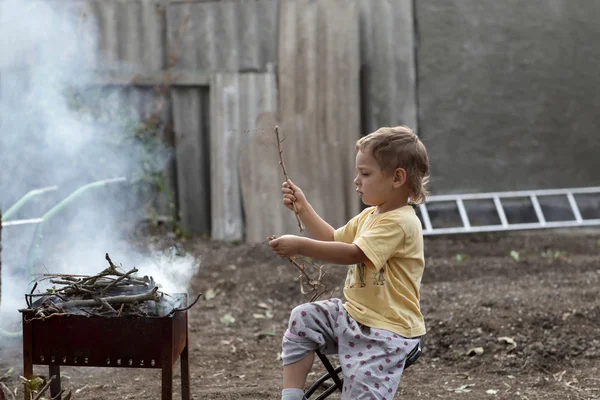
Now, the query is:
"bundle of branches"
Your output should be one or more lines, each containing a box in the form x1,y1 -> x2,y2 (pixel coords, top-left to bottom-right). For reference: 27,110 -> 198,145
286,254 -> 334,302
19,253 -> 200,320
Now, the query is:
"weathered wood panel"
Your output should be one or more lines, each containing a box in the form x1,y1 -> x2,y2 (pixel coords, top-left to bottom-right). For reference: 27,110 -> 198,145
239,112 -> 300,243
172,88 -> 211,234
357,0 -> 417,133
167,0 -> 279,72
278,0 -> 361,231
210,72 -> 278,241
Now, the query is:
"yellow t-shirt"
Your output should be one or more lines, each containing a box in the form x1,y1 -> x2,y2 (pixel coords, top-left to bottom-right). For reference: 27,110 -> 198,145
333,205 -> 426,338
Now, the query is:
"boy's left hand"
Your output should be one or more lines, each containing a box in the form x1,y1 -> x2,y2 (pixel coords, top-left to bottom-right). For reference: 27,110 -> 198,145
269,235 -> 303,258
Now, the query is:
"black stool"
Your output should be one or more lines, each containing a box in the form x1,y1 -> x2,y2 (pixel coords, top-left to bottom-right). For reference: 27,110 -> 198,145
305,338 -> 423,399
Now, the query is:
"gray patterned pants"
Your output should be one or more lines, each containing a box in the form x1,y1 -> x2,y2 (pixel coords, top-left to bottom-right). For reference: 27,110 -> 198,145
281,298 -> 421,400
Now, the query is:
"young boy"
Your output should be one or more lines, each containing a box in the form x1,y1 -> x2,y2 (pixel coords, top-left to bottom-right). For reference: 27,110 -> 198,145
269,126 -> 430,400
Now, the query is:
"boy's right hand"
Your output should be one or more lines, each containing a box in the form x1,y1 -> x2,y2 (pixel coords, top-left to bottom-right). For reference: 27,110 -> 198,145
282,180 -> 307,213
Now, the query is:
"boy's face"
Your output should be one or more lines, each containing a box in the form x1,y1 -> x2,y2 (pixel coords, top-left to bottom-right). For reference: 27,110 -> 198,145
354,149 -> 400,207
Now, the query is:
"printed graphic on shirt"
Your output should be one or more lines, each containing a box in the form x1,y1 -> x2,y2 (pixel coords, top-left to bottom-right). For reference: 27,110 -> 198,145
345,262 -> 366,288
374,267 -> 385,286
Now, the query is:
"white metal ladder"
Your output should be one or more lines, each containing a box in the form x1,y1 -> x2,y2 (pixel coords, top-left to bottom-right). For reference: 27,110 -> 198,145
419,186 -> 600,235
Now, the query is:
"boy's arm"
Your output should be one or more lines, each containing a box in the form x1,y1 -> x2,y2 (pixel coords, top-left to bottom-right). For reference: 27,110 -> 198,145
270,235 -> 368,265
298,237 -> 367,265
298,203 -> 335,241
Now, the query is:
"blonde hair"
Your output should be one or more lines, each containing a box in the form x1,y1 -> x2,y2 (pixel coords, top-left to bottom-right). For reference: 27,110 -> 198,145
356,126 -> 430,204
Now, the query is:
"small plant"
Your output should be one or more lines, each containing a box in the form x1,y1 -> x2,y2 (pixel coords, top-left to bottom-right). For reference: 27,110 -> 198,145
510,250 -> 520,262
455,254 -> 468,263
22,375 -> 72,400
63,87 -> 181,236
541,250 -> 569,261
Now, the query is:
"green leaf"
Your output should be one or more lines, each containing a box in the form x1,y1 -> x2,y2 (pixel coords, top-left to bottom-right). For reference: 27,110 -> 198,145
456,254 -> 467,263
204,288 -> 219,301
23,376 -> 45,392
220,313 -> 235,326
510,250 -> 520,262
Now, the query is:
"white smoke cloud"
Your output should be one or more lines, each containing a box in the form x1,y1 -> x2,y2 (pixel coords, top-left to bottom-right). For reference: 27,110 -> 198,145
0,0 -> 199,337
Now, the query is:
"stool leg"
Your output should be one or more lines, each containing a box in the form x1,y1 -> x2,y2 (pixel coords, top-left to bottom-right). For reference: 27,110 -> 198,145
162,364 -> 173,400
49,365 -> 61,398
181,340 -> 190,400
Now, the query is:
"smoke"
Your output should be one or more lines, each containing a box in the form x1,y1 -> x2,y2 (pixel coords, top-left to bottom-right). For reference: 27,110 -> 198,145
0,0 -> 199,336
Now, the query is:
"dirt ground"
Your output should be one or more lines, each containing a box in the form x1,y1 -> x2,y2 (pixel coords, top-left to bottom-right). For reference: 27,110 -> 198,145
1,229 -> 600,399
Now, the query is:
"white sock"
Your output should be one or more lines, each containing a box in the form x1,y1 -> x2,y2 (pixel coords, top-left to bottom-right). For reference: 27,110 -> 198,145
281,387 -> 305,400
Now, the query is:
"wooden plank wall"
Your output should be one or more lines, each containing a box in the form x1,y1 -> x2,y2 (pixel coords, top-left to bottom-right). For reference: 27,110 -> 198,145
239,112 -> 301,243
210,72 -> 278,241
167,0 -> 279,73
167,0 -> 280,236
278,0 -> 362,232
172,88 -> 211,234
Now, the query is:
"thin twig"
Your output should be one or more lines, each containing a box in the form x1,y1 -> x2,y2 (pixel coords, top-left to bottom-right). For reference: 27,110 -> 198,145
102,268 -> 139,293
167,293 -> 202,316
99,299 -> 117,313
26,282 -> 38,308
22,313 -> 68,322
274,125 -> 304,232
287,257 -> 313,283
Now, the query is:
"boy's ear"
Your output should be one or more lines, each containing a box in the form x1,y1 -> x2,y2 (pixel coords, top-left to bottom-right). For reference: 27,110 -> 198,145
392,168 -> 407,188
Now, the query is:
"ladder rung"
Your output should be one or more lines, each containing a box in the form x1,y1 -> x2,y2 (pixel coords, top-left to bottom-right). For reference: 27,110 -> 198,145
567,193 -> 583,223
456,199 -> 471,229
421,187 -> 600,235
529,195 -> 546,225
493,196 -> 509,227
418,204 -> 433,232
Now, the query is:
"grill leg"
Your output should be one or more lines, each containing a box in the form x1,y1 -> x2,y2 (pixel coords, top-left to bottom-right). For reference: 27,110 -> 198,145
22,317 -> 33,400
181,340 -> 190,400
22,357 -> 33,380
162,364 -> 173,400
49,365 -> 61,398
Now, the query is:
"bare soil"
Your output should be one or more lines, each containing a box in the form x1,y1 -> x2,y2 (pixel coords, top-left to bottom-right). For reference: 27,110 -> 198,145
1,229 -> 600,399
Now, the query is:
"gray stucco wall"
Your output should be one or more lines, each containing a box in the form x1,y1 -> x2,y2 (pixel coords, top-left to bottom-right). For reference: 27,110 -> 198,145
417,0 -> 600,194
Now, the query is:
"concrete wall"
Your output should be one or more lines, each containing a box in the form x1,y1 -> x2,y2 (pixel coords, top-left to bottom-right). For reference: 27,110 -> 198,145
416,0 -> 600,194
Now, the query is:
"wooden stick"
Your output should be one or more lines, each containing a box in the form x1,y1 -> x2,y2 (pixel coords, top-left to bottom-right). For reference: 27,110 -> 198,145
167,293 -> 202,316
99,298 -> 117,313
287,257 -> 313,284
274,126 -> 304,232
102,268 -> 139,292
56,287 -> 159,310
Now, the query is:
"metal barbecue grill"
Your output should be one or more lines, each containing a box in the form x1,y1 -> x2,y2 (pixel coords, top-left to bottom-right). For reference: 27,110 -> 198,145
22,295 -> 190,400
